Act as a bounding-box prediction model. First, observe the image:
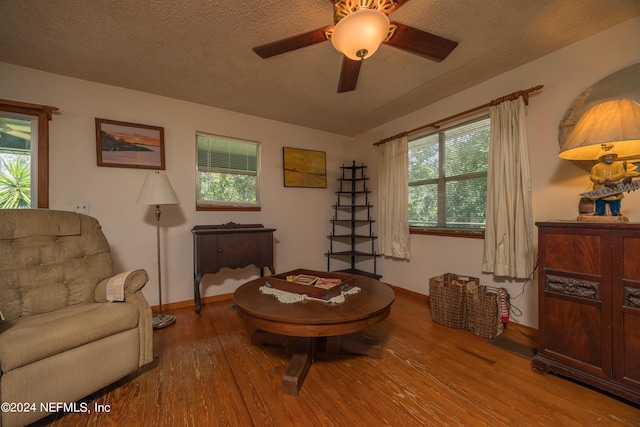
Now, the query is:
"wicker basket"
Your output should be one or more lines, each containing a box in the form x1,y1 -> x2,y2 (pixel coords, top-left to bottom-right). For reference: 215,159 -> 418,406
466,282 -> 505,339
429,273 -> 478,328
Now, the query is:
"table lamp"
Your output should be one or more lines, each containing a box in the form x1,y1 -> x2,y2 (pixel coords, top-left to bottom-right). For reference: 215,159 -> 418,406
136,171 -> 179,329
558,98 -> 640,221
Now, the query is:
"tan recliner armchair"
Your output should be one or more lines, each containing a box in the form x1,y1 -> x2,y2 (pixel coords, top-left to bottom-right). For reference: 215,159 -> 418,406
0,209 -> 153,427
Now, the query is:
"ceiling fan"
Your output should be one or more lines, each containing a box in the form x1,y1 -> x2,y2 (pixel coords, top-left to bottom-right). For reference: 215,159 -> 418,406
252,0 -> 458,93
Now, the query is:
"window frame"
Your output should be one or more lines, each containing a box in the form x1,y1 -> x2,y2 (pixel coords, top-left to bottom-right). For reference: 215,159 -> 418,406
0,99 -> 55,209
0,112 -> 38,208
195,131 -> 261,212
408,115 -> 489,238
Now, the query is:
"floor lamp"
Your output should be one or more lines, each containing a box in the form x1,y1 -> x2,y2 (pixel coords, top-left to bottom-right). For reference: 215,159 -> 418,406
136,171 -> 179,329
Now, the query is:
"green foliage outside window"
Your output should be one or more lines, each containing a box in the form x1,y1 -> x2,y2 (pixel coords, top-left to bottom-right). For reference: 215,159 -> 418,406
0,156 -> 31,209
198,172 -> 257,204
408,117 -> 489,229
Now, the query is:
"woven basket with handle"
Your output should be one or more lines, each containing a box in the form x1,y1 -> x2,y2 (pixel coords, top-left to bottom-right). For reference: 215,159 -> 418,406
429,273 -> 478,328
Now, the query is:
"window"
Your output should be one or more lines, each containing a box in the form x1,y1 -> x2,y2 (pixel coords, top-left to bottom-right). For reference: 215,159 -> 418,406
0,112 -> 38,208
408,116 -> 489,232
0,100 -> 54,209
196,132 -> 260,210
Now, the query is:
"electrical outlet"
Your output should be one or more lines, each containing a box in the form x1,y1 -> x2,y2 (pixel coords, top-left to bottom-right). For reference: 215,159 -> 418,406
73,201 -> 90,214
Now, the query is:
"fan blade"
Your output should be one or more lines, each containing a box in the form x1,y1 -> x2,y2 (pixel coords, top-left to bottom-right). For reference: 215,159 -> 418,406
253,26 -> 333,58
385,22 -> 458,62
337,56 -> 362,93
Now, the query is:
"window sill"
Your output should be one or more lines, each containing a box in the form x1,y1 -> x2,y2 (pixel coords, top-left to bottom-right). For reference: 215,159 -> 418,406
409,228 -> 484,239
196,204 -> 261,212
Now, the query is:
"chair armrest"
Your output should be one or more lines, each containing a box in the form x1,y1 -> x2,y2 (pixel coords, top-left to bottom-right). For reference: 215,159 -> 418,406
94,269 -> 154,366
95,269 -> 149,302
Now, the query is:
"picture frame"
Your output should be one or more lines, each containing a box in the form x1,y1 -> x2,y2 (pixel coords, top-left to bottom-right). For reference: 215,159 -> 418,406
96,118 -> 165,169
283,147 -> 327,188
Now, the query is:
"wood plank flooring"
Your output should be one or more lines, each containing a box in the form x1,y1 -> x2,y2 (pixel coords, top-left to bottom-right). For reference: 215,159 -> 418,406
36,288 -> 640,426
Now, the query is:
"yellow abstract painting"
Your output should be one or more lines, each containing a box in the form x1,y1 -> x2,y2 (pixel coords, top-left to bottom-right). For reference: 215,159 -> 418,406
283,147 -> 326,188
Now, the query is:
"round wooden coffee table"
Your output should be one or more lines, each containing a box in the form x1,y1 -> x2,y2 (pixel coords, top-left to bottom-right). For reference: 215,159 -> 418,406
233,272 -> 395,395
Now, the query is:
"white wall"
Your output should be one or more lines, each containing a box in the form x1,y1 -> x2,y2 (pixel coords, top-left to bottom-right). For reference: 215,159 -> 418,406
350,16 -> 640,328
0,63 -> 352,307
2,16 -> 638,328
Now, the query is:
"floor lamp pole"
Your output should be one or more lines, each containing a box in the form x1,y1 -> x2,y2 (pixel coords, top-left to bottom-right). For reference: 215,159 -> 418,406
152,204 -> 176,329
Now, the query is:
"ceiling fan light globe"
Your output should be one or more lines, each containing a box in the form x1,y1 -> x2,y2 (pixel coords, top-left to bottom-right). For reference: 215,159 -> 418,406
331,9 -> 390,61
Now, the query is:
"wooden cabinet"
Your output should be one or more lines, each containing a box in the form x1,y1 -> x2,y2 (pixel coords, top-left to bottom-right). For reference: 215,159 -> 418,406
192,223 -> 275,314
533,221 -> 640,405
326,161 -> 381,279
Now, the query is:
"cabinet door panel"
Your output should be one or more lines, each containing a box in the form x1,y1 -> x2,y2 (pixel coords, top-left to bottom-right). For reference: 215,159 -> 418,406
614,231 -> 640,387
217,232 -> 272,270
196,235 -> 220,274
545,233 -> 601,275
251,232 -> 273,268
621,235 -> 640,281
544,296 -> 606,376
622,310 -> 640,384
216,234 -> 258,268
194,230 -> 274,275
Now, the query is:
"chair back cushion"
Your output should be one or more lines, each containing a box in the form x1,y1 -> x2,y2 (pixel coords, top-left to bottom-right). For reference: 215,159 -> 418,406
0,210 -> 114,321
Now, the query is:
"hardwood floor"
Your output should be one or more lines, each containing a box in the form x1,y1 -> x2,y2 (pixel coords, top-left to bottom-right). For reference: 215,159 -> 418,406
37,288 -> 640,426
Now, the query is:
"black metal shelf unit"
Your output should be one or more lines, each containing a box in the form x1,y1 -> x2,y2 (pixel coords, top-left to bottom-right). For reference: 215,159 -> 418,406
326,161 -> 381,279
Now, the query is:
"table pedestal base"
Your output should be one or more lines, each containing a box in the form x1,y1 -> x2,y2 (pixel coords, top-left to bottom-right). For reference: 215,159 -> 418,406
251,330 -> 382,396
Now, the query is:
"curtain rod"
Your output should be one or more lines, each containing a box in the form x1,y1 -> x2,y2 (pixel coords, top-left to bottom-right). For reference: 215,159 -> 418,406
373,85 -> 544,146
0,98 -> 60,120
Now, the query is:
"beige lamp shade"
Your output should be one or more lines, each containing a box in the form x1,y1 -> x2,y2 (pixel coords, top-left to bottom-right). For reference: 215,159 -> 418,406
559,98 -> 640,160
331,8 -> 390,61
136,171 -> 179,205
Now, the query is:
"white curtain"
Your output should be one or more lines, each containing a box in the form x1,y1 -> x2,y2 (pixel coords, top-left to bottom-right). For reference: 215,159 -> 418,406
378,135 -> 411,260
482,97 -> 534,279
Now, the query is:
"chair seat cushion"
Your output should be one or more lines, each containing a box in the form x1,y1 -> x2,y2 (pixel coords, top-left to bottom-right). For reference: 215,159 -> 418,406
0,302 -> 138,372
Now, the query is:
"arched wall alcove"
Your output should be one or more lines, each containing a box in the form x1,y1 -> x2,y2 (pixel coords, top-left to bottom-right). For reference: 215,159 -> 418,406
558,62 -> 640,170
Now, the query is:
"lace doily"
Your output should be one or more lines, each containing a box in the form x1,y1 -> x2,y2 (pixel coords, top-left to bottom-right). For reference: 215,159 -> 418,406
260,283 -> 361,304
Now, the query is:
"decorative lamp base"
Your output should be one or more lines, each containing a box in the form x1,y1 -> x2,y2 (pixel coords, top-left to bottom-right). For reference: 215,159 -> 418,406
152,314 -> 177,329
577,214 -> 629,223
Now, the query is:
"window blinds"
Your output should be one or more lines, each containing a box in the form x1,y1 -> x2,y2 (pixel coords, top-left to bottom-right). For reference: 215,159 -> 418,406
196,134 -> 258,175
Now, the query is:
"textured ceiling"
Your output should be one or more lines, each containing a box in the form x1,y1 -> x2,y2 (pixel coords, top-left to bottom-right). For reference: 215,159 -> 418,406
1,0 -> 639,137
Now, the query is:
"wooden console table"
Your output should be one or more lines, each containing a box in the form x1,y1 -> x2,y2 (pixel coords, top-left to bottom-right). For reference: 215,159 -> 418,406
192,223 -> 276,314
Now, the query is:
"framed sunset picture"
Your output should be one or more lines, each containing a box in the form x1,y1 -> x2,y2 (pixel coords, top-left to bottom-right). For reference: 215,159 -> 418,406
96,118 -> 165,169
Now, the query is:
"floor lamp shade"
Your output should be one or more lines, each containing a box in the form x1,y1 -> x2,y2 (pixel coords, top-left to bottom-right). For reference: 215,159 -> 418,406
136,171 -> 178,329
136,171 -> 179,205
